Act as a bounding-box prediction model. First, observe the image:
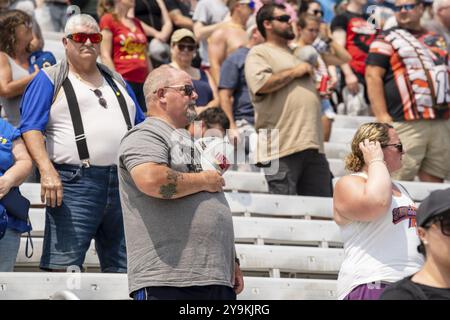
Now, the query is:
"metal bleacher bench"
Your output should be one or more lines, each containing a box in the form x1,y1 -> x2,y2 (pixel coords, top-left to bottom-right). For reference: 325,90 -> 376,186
332,115 -> 375,129
0,273 -> 338,300
14,180 -> 340,299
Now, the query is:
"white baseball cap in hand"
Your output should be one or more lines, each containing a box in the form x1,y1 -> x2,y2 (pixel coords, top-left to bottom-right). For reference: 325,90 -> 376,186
194,136 -> 234,174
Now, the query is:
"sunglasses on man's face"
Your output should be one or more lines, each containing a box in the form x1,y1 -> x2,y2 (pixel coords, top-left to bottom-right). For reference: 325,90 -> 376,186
394,3 -> 418,12
67,32 -> 103,44
311,9 -> 323,16
268,14 -> 291,23
163,84 -> 196,97
177,43 -> 196,52
382,143 -> 403,153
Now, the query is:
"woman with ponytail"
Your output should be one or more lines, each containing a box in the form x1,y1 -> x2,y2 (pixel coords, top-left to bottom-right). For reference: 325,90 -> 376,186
333,122 -> 423,300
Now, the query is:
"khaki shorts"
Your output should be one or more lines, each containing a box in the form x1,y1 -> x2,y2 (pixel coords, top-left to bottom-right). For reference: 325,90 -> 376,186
392,119 -> 450,180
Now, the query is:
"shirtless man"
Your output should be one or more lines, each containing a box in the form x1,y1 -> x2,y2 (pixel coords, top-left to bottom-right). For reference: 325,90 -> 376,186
208,0 -> 255,84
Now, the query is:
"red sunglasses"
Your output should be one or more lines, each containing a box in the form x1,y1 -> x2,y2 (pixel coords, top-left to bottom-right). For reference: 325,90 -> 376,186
67,33 -> 103,44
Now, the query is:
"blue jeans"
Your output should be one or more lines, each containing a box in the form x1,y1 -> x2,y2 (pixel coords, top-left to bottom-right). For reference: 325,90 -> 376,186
40,163 -> 127,272
0,228 -> 21,271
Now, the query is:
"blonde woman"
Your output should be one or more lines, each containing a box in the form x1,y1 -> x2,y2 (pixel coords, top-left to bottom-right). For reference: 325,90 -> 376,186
333,122 -> 423,299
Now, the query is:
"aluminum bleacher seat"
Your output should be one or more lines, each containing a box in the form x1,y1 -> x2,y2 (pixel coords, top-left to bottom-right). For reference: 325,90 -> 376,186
324,142 -> 350,160
333,115 -> 375,129
240,277 -> 337,300
233,217 -> 341,247
225,192 -> 333,219
0,273 -> 337,300
223,171 -> 269,193
329,128 -> 356,144
328,158 -> 346,177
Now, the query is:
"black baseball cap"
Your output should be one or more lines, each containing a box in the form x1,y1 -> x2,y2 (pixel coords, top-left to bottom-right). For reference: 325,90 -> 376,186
416,188 -> 450,227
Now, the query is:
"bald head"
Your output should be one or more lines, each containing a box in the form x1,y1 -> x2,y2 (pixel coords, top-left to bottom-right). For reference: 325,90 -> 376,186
143,65 -> 190,109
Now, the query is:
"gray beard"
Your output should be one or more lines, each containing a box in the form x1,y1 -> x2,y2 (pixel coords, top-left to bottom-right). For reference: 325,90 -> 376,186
185,103 -> 198,123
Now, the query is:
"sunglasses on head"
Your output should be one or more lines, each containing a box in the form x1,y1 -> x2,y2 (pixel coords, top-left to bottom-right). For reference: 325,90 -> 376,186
162,84 -> 196,97
268,14 -> 291,23
67,32 -> 103,44
425,213 -> 450,236
394,3 -> 418,12
382,143 -> 403,153
91,89 -> 108,108
177,43 -> 196,52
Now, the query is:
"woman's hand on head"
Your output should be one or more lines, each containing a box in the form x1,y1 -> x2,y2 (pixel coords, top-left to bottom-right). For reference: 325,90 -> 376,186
359,139 -> 384,164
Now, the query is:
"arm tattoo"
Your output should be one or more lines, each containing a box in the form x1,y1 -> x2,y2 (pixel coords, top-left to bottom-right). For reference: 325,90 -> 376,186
159,170 -> 182,199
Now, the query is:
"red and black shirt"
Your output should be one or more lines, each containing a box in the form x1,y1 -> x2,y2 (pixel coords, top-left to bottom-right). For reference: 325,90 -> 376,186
331,11 -> 377,76
367,27 -> 450,121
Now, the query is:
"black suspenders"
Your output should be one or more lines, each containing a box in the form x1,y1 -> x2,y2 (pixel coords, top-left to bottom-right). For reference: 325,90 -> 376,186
62,72 -> 133,167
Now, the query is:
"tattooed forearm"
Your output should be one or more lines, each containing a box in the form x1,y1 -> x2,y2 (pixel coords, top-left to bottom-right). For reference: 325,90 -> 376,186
159,170 -> 183,199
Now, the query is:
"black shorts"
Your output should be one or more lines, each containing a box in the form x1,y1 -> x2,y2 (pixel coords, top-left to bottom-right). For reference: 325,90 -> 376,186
132,284 -> 236,300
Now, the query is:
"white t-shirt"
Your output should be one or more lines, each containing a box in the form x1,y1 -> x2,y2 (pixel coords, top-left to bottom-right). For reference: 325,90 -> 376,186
337,173 -> 424,299
45,72 -> 137,166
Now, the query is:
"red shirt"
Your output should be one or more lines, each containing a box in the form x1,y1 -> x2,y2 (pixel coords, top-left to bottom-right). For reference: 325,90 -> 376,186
331,11 -> 377,76
100,14 -> 149,83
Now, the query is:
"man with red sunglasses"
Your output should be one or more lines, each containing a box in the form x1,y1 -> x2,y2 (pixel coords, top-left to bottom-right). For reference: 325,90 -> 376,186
19,14 -> 145,273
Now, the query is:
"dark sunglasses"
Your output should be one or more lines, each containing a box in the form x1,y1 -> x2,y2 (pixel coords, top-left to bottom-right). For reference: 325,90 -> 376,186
177,43 -> 196,52
268,14 -> 291,23
312,9 -> 324,16
163,84 -> 195,97
382,143 -> 403,153
394,3 -> 418,12
91,89 -> 108,108
425,214 -> 450,236
67,32 -> 103,44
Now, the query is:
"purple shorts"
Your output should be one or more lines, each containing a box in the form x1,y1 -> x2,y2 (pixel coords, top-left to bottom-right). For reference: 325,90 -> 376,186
343,282 -> 389,300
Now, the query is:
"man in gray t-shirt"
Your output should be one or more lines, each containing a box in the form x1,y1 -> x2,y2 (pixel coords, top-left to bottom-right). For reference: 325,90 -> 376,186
118,65 -> 243,300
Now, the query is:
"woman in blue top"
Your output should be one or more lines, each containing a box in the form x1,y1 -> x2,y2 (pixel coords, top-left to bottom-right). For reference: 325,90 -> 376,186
0,118 -> 32,271
169,28 -> 219,114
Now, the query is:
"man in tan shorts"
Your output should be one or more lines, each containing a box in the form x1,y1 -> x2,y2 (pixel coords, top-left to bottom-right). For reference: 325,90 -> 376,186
366,0 -> 450,182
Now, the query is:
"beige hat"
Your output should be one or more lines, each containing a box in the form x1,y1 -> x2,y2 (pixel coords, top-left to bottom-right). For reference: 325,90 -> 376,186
170,28 -> 197,44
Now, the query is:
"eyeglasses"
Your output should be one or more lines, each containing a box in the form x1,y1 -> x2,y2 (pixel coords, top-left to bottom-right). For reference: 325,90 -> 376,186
67,33 -> 103,44
311,9 -> 324,16
162,84 -> 196,97
268,14 -> 291,23
177,43 -> 196,52
425,214 -> 450,236
91,89 -> 108,108
394,3 -> 418,12
381,143 -> 403,153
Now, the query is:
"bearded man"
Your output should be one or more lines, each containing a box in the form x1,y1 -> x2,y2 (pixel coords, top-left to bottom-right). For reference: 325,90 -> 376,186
244,3 -> 333,197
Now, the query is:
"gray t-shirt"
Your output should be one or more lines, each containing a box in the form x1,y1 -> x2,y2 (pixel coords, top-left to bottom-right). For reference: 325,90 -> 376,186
118,117 -> 236,294
192,0 -> 229,66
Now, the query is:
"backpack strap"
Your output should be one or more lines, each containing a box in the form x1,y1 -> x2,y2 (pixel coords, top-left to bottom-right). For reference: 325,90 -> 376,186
62,78 -> 91,167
